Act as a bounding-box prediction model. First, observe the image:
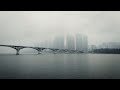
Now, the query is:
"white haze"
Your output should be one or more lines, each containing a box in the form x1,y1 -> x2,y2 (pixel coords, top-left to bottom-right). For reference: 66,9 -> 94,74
0,11 -> 120,47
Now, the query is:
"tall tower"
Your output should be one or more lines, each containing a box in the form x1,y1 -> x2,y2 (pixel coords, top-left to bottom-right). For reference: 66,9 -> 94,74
75,33 -> 88,52
82,35 -> 88,52
66,34 -> 75,50
75,33 -> 83,51
53,35 -> 65,49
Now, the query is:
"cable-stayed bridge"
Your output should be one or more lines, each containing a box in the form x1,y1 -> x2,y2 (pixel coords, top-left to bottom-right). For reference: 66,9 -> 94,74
0,45 -> 83,55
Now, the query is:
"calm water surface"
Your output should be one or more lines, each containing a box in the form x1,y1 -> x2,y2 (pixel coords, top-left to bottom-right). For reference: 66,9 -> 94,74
0,54 -> 120,79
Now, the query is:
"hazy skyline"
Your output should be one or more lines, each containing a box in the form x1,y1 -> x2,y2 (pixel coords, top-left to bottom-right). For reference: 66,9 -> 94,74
0,11 -> 120,46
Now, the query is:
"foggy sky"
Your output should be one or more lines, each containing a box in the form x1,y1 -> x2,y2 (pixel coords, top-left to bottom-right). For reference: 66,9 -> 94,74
0,11 -> 120,46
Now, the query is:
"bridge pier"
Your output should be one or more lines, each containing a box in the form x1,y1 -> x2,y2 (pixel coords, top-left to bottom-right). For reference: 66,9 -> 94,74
51,49 -> 59,54
33,48 -> 45,55
16,49 -> 20,55
38,51 -> 42,54
11,46 -> 24,55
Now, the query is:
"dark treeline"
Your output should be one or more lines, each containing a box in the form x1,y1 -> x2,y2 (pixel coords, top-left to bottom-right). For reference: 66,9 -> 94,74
91,48 -> 120,54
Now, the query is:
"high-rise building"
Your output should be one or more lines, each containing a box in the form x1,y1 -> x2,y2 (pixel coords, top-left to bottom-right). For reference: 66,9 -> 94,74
66,34 -> 75,50
75,33 -> 88,52
53,35 -> 65,49
76,33 -> 83,51
82,35 -> 88,52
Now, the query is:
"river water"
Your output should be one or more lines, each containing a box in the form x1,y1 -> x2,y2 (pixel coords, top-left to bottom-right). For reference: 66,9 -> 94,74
0,54 -> 120,79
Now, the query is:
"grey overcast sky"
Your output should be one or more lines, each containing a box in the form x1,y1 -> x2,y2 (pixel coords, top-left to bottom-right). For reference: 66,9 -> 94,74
0,11 -> 120,46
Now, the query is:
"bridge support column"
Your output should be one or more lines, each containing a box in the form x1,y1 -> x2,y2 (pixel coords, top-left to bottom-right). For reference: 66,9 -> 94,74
11,46 -> 24,55
38,51 -> 42,54
34,48 -> 45,55
16,49 -> 20,55
52,49 -> 59,54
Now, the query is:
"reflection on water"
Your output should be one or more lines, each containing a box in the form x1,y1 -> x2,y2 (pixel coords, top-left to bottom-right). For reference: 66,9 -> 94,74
0,54 -> 120,79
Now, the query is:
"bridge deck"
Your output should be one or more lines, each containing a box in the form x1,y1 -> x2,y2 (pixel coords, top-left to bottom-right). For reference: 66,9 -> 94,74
0,45 -> 45,48
0,44 -> 83,52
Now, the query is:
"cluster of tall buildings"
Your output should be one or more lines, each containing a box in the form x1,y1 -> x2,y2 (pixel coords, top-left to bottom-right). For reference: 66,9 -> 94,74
52,33 -> 88,52
35,33 -> 88,52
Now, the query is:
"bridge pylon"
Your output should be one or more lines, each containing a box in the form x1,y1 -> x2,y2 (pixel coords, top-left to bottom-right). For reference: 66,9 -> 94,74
16,49 -> 20,55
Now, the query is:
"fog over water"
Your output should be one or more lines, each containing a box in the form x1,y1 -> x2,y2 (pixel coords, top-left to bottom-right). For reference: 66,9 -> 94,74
0,11 -> 120,46
0,11 -> 120,79
0,54 -> 120,79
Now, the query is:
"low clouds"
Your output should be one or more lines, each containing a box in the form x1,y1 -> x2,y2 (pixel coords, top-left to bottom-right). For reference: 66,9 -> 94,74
0,11 -> 120,46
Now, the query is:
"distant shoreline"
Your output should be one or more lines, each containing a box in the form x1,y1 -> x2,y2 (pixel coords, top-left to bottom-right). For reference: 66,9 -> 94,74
0,53 -> 119,55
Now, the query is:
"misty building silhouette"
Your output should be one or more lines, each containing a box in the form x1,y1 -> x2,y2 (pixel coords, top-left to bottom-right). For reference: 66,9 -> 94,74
53,35 -> 65,49
82,35 -> 88,52
76,33 -> 82,51
66,34 -> 75,50
75,33 -> 88,52
98,42 -> 120,49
